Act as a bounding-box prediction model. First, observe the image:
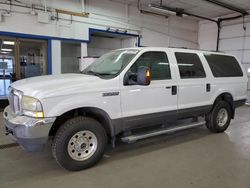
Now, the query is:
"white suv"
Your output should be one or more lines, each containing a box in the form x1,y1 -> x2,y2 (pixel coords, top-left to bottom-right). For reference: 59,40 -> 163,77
3,47 -> 248,171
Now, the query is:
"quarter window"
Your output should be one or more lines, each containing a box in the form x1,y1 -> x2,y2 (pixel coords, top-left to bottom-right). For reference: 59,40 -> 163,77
129,51 -> 171,80
175,52 -> 206,79
204,54 -> 243,77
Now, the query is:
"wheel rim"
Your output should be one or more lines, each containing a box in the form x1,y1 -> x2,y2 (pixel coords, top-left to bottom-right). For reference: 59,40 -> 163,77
216,108 -> 228,127
67,130 -> 98,161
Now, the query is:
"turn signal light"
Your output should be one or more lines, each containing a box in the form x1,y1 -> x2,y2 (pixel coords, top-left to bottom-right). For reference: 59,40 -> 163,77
35,112 -> 44,118
146,69 -> 151,85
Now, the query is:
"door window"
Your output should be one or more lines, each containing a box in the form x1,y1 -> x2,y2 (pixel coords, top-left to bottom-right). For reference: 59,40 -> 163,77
204,54 -> 243,77
175,52 -> 206,79
129,51 -> 171,80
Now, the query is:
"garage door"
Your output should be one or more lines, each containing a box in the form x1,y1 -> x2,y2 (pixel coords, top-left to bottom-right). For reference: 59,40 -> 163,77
219,22 -> 250,90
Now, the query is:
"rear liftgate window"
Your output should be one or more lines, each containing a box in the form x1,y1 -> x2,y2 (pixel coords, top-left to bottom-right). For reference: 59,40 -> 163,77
204,54 -> 243,77
175,52 -> 206,79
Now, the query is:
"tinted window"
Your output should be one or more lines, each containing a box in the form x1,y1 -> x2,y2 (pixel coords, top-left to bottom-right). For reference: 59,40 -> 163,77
130,51 -> 171,80
175,52 -> 206,79
204,54 -> 243,77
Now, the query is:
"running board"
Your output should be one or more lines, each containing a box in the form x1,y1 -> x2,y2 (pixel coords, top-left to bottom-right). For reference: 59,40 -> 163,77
121,121 -> 205,143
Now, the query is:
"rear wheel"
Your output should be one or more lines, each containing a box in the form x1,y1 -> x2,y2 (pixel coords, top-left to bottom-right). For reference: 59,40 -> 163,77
52,116 -> 107,171
206,101 -> 232,133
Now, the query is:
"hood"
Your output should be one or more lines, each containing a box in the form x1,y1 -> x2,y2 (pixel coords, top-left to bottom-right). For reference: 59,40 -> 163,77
11,74 -> 110,99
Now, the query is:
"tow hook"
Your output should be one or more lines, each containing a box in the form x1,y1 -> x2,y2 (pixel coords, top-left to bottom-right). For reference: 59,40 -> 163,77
5,128 -> 13,136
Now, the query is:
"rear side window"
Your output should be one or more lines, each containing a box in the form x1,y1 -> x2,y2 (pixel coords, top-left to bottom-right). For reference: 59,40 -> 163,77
204,54 -> 243,77
175,52 -> 206,79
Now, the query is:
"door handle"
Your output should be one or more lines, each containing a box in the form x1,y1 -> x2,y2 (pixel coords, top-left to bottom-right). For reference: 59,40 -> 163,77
172,85 -> 177,95
206,83 -> 211,92
165,86 -> 171,89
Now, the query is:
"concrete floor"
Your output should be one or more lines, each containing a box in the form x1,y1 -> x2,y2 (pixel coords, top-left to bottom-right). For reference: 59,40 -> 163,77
1,106 -> 250,188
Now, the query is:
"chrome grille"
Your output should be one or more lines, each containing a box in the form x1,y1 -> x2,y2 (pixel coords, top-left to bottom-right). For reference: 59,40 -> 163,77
8,88 -> 22,115
8,89 -> 15,112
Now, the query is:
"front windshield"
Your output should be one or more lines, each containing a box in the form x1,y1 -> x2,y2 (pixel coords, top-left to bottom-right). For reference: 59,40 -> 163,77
83,49 -> 139,78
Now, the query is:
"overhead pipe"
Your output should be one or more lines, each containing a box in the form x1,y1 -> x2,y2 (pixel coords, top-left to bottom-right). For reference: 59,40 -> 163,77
0,1 -> 140,33
216,21 -> 221,52
43,0 -> 47,12
146,3 -> 218,23
183,11 -> 218,23
137,1 -> 248,52
216,14 -> 247,51
81,0 -> 85,13
202,0 -> 249,15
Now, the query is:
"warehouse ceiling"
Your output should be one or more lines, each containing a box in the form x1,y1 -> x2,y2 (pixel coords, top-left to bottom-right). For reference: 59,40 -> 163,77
115,0 -> 250,18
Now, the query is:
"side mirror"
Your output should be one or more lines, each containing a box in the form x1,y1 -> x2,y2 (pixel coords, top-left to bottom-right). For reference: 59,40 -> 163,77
137,66 -> 151,86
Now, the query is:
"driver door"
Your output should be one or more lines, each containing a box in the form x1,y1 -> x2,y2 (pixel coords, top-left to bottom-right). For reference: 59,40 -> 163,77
120,51 -> 178,130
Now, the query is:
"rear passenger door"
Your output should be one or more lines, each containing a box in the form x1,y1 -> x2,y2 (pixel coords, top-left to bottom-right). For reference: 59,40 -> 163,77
174,52 -> 211,117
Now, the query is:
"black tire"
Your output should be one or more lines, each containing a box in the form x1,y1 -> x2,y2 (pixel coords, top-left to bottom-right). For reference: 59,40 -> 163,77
52,116 -> 107,171
206,101 -> 232,133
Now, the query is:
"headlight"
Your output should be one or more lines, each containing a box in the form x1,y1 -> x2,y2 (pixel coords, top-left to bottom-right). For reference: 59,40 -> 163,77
22,96 -> 44,118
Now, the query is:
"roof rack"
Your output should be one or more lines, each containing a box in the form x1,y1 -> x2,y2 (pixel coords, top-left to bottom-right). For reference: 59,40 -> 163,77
168,46 -> 225,53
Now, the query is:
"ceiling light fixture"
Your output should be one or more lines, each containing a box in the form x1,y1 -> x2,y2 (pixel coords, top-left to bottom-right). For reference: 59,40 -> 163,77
1,49 -> 13,52
0,51 -> 9,54
3,41 -> 15,45
148,3 -> 177,16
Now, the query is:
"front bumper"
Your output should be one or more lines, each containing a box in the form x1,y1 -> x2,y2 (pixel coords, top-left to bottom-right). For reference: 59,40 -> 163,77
3,106 -> 56,151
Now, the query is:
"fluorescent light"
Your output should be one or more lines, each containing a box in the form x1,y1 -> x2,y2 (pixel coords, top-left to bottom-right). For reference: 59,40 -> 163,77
148,3 -> 177,16
248,68 -> 250,73
178,63 -> 194,67
1,49 -> 13,52
0,52 -> 9,54
3,41 -> 15,45
158,62 -> 169,65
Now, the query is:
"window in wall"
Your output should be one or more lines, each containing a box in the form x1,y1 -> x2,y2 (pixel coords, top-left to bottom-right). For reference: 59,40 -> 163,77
0,37 -> 48,100
204,54 -> 243,77
175,52 -> 206,79
129,51 -> 171,80
61,41 -> 81,73
19,39 -> 48,79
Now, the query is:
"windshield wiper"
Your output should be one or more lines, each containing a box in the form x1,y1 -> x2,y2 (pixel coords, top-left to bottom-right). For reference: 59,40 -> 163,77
85,70 -> 102,77
84,70 -> 115,77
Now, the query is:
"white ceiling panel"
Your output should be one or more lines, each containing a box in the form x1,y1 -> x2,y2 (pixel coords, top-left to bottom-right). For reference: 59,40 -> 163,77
218,0 -> 250,10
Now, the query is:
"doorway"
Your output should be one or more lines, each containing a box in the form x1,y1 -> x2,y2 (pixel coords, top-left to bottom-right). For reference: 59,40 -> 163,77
61,41 -> 81,73
0,36 -> 48,101
87,30 -> 139,57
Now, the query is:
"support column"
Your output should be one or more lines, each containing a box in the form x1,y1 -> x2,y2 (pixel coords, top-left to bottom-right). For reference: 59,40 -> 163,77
51,40 -> 61,74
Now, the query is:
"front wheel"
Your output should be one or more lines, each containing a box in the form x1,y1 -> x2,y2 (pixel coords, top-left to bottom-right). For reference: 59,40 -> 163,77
52,116 -> 107,171
206,101 -> 232,133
